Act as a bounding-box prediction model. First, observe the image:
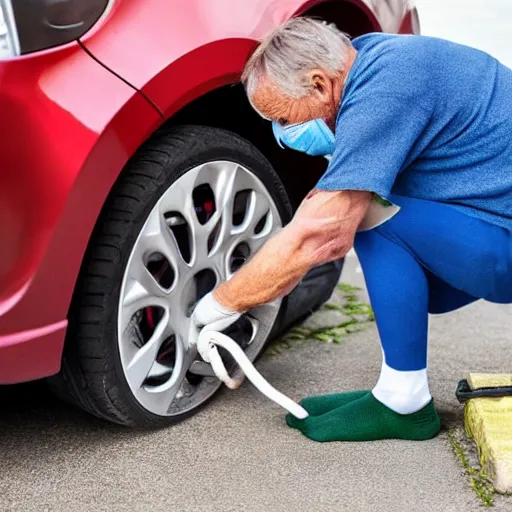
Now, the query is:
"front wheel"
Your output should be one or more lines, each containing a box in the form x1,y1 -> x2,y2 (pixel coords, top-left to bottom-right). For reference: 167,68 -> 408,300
49,125 -> 292,428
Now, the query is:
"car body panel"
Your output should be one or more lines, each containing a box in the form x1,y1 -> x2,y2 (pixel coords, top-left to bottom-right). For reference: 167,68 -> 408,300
0,0 -> 418,384
0,44 -> 161,383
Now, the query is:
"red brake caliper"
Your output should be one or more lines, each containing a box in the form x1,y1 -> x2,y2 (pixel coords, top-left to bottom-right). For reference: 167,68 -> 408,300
204,200 -> 213,217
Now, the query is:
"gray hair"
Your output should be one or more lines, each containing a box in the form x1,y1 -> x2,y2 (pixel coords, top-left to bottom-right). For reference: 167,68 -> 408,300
242,17 -> 352,99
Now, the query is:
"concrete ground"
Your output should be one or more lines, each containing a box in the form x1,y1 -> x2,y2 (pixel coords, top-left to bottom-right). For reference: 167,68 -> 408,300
1,1 -> 511,511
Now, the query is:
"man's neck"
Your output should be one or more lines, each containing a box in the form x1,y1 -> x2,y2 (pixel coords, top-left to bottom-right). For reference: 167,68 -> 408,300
334,47 -> 358,112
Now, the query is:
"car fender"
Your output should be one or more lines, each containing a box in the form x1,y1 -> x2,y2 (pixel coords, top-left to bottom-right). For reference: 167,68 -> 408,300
79,0 -> 391,118
0,51 -> 161,334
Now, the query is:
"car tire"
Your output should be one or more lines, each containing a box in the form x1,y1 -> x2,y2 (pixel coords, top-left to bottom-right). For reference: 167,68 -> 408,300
48,125 -> 292,428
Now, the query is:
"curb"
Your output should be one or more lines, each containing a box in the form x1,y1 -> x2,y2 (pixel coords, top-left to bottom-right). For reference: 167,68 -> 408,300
464,373 -> 512,493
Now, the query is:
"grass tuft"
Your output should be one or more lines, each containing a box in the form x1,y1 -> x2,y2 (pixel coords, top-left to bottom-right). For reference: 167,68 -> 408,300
265,282 -> 374,355
448,427 -> 496,507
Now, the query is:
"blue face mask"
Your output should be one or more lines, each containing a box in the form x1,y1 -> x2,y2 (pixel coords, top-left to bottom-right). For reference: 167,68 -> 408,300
272,119 -> 335,157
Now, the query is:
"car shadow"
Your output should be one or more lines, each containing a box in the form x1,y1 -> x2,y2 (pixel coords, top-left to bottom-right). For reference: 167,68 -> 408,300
0,382 -> 155,463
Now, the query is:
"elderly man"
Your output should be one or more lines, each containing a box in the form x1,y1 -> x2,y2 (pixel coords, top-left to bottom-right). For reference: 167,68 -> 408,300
190,18 -> 512,443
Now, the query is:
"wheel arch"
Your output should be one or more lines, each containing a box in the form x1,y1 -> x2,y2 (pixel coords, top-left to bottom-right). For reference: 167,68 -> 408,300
149,0 -> 382,210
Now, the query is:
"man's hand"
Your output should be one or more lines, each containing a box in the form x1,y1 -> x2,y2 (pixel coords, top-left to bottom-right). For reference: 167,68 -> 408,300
188,291 -> 242,347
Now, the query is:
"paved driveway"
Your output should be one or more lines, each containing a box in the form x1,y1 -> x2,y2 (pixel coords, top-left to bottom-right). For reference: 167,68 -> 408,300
1,254 -> 511,511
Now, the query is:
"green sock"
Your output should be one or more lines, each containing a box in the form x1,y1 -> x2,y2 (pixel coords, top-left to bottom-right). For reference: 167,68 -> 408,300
286,390 -> 370,429
290,392 -> 441,442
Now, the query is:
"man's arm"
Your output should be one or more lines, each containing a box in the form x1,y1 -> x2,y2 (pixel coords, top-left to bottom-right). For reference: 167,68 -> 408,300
214,189 -> 372,311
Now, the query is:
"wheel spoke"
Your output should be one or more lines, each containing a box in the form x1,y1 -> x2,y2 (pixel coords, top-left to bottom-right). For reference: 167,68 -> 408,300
120,265 -> 167,331
206,213 -> 232,258
163,348 -> 198,414
168,302 -> 191,345
208,163 -> 270,255
122,281 -> 156,325
212,161 -> 241,213
160,164 -> 204,247
139,208 -> 189,278
125,314 -> 171,390
134,336 -> 198,415
246,191 -> 272,233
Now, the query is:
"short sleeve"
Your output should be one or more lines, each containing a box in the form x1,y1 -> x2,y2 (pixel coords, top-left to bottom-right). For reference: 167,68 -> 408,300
316,93 -> 431,198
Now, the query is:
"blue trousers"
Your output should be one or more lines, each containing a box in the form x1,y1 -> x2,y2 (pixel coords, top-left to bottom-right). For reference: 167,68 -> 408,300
354,196 -> 512,372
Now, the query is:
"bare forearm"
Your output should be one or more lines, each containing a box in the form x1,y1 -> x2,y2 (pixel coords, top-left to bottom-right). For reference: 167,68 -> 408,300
214,189 -> 372,312
215,224 -> 311,311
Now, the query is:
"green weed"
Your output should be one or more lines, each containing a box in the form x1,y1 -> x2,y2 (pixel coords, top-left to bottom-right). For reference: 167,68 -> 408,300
449,427 -> 496,507
265,282 -> 375,355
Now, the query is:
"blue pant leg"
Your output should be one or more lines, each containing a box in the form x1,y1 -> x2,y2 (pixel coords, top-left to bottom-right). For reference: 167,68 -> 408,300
354,229 -> 429,371
355,195 -> 512,372
354,232 -> 478,369
425,270 -> 478,314
378,196 -> 512,304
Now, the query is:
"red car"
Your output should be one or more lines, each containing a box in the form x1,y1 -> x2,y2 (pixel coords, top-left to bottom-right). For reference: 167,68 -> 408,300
0,0 -> 419,427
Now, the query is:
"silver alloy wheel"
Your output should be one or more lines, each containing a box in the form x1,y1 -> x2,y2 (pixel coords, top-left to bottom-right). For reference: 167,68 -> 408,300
117,160 -> 283,417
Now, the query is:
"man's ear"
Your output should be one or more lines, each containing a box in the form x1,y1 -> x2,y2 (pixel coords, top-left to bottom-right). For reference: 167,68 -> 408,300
307,69 -> 332,98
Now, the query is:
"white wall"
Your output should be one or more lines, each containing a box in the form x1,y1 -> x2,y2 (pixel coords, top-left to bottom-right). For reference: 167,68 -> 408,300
415,0 -> 512,68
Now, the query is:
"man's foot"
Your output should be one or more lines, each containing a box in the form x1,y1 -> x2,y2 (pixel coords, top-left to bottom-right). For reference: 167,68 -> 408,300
286,390 -> 370,429
289,392 -> 441,442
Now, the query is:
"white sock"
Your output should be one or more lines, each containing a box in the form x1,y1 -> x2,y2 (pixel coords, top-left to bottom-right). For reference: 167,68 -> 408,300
372,361 -> 431,414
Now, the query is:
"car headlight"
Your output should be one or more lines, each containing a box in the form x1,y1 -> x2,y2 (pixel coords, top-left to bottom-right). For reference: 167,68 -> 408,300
0,0 -> 110,59
0,1 -> 20,58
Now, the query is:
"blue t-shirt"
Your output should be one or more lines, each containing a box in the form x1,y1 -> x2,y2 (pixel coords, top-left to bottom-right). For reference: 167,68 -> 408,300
316,34 -> 512,231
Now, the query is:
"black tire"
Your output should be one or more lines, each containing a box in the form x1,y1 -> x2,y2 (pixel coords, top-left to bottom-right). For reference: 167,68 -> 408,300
47,125 -> 292,428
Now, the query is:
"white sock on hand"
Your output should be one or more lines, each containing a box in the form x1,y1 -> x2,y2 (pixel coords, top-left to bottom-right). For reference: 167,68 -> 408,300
372,361 -> 431,414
